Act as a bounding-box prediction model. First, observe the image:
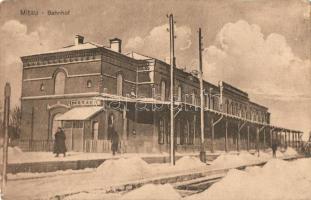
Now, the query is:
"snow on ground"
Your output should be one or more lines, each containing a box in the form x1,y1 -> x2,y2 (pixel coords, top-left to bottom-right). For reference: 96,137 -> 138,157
0,150 -> 174,164
121,184 -> 181,200
96,157 -> 153,182
210,151 -> 264,168
4,150 -> 302,200
185,158 -> 311,200
283,147 -> 298,156
95,156 -> 206,183
210,149 -> 298,169
8,168 -> 95,180
5,156 -> 206,199
0,150 -> 199,165
0,146 -> 23,160
175,156 -> 206,169
64,191 -> 122,200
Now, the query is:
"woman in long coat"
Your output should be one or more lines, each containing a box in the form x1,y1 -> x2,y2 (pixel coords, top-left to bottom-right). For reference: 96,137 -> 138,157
53,127 -> 67,157
111,128 -> 119,156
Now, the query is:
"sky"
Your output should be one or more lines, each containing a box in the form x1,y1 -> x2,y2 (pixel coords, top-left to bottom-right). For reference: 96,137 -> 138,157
0,0 -> 310,139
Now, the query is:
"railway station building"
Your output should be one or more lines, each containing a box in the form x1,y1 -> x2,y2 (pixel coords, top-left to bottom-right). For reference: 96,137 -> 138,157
19,35 -> 303,153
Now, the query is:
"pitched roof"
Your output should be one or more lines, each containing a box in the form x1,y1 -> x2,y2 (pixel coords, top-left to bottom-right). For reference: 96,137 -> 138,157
55,106 -> 103,121
43,42 -> 102,54
125,52 -> 153,60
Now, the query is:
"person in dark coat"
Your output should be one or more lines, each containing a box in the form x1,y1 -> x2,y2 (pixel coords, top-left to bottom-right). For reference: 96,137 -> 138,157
272,139 -> 278,158
111,128 -> 119,156
53,127 -> 67,157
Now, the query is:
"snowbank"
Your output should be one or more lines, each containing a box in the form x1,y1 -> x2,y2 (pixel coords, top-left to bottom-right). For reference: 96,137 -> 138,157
175,156 -> 206,170
96,157 -> 153,182
283,147 -> 298,156
186,158 -> 311,200
150,156 -> 206,176
210,151 -> 261,168
121,184 -> 181,200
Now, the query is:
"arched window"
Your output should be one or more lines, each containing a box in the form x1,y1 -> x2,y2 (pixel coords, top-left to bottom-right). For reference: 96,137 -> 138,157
54,72 -> 66,94
87,80 -> 92,88
205,94 -> 209,108
192,90 -> 196,105
177,85 -> 182,101
161,81 -> 166,101
231,102 -> 235,115
226,100 -> 230,114
117,73 -> 123,96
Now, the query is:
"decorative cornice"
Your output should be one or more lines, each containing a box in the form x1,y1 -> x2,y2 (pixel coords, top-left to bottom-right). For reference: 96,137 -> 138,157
47,101 -> 71,110
23,58 -> 101,69
21,92 -> 99,100
23,73 -> 101,81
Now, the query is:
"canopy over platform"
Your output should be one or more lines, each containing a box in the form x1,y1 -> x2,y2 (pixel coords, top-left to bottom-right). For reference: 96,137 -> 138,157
55,106 -> 103,121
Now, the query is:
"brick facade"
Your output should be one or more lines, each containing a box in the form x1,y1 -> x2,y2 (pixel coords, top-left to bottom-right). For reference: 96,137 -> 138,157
20,36 -> 272,153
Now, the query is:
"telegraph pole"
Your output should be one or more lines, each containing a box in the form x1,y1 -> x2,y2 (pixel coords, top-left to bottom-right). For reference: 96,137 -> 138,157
198,28 -> 206,162
2,83 -> 11,194
169,14 -> 176,165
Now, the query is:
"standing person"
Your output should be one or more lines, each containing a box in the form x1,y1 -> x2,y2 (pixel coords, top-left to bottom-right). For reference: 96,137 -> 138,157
53,127 -> 67,157
272,139 -> 277,158
111,128 -> 119,156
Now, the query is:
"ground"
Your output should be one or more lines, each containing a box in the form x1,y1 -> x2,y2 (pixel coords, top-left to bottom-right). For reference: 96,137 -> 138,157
2,147 -> 306,200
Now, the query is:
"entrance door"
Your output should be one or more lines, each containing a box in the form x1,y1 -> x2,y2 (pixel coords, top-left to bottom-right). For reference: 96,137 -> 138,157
92,121 -> 99,140
72,121 -> 84,152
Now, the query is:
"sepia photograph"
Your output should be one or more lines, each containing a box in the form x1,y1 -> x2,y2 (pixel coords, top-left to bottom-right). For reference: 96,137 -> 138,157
0,0 -> 310,199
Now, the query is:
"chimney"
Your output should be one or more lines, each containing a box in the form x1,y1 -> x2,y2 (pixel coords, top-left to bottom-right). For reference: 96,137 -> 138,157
75,35 -> 84,45
109,38 -> 122,53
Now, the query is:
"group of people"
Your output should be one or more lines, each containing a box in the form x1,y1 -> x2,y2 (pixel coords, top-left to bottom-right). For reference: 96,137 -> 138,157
53,124 -> 120,157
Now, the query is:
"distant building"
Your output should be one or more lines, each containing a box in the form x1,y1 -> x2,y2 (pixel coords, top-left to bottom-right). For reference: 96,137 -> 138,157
20,35 -> 302,153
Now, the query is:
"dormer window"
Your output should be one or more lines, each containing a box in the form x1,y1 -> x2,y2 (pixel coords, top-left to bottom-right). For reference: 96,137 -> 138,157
87,80 -> 92,88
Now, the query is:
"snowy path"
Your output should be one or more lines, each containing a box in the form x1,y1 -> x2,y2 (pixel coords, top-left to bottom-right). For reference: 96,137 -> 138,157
3,148 -> 301,200
5,155 -> 298,199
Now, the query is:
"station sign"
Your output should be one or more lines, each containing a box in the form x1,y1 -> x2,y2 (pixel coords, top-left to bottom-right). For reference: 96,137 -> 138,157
69,99 -> 102,107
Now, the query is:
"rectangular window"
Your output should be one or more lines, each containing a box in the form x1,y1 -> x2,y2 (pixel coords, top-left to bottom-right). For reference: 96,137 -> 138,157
73,121 -> 83,128
158,119 -> 165,144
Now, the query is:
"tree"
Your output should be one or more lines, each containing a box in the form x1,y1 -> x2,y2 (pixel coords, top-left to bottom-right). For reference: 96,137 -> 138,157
9,106 -> 21,140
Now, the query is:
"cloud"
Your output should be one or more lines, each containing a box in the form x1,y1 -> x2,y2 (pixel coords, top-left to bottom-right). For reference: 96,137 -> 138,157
203,20 -> 311,99
0,20 -> 60,106
125,24 -> 192,61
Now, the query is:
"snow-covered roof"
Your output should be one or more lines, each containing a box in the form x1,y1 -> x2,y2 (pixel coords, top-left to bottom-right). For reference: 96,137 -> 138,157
125,52 -> 154,60
22,42 -> 104,57
43,42 -> 102,54
55,106 -> 103,121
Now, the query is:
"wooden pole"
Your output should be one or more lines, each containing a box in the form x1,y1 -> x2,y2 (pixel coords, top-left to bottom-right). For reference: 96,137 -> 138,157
211,118 -> 214,153
256,127 -> 260,156
270,129 -> 273,148
263,128 -> 266,149
247,126 -> 250,151
2,83 -> 11,194
284,131 -> 287,148
237,122 -> 240,152
198,28 -> 206,162
225,120 -> 228,152
169,14 -> 175,165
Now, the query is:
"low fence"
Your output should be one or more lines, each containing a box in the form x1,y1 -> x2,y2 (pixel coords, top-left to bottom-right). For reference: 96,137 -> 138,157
10,140 -> 54,152
84,140 -> 126,153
